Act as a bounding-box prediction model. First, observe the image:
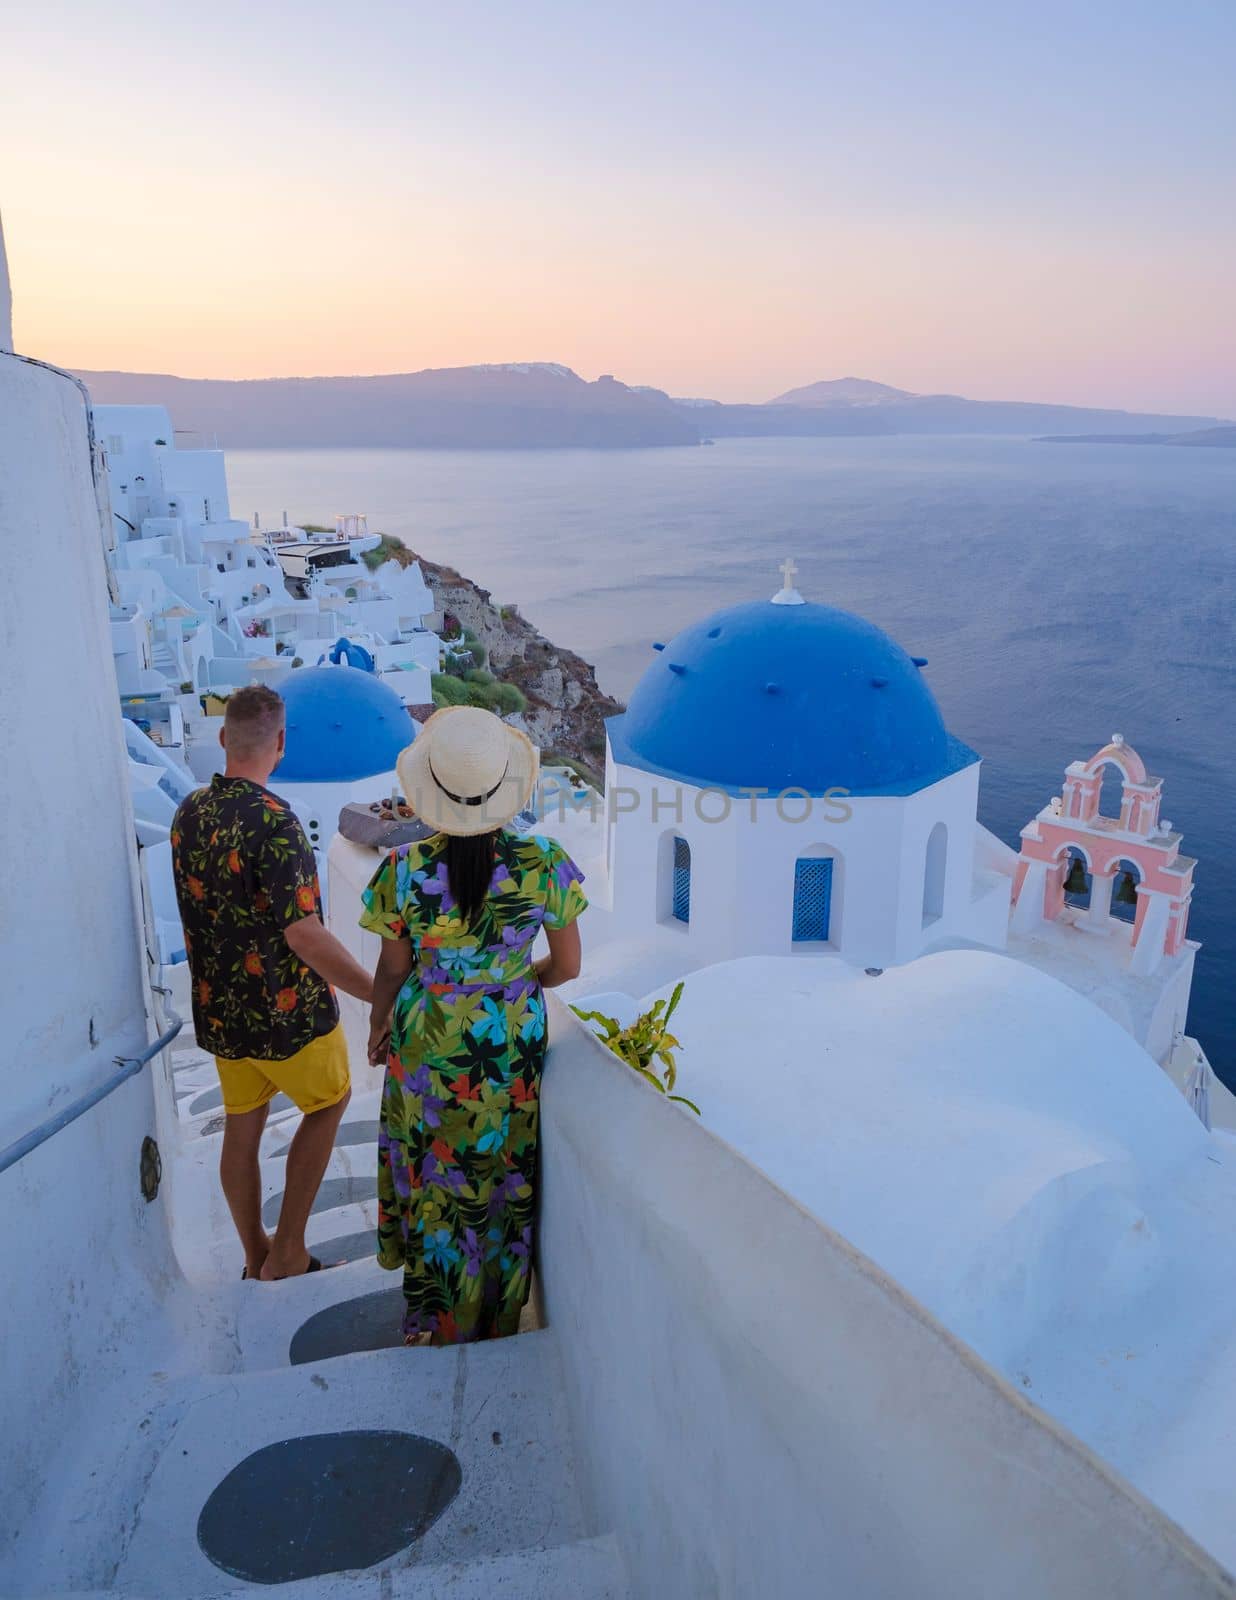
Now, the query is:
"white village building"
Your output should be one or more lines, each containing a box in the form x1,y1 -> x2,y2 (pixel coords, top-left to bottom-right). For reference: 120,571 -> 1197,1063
99,401 -> 439,737
90,402 -> 444,947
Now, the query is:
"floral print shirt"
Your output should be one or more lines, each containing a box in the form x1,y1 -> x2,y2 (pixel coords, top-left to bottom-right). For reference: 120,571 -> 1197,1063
172,774 -> 338,1060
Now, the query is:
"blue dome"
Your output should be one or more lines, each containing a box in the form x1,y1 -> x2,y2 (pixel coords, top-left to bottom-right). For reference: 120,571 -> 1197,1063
608,599 -> 976,796
273,666 -> 415,783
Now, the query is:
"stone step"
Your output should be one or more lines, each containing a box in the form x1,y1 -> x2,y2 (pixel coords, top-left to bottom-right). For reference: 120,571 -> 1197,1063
10,1333 -> 589,1597
284,1534 -> 631,1598
34,1533 -> 630,1599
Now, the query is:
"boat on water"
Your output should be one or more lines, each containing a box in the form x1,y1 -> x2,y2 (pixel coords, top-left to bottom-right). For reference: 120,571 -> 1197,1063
4,213 -> 1236,1599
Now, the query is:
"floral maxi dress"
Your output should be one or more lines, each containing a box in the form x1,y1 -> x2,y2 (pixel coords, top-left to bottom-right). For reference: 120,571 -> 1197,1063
360,830 -> 587,1343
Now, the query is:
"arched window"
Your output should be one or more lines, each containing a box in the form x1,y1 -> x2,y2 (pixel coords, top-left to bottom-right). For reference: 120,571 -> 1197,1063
1098,762 -> 1124,821
1111,858 -> 1141,924
922,822 -> 948,926
1062,845 -> 1092,909
671,836 -> 691,924
792,856 -> 833,942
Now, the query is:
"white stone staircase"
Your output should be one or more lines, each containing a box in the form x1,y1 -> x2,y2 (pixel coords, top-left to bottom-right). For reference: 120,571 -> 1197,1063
151,638 -> 180,678
3,1035 -> 629,1600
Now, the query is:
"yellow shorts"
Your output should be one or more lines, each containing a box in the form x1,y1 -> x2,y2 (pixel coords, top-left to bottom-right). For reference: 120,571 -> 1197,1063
215,1026 -> 351,1117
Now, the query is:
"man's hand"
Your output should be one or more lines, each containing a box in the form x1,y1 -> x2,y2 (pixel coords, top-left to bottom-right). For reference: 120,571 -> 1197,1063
284,914 -> 375,1004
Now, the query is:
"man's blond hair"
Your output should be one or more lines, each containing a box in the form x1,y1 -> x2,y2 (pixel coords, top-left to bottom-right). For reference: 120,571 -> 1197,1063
224,684 -> 285,758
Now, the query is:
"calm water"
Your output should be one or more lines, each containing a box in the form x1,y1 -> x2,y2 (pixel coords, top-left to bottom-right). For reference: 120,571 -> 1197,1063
227,436 -> 1236,1079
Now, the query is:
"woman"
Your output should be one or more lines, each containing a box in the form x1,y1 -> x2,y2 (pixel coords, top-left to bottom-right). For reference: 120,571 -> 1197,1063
361,706 -> 587,1345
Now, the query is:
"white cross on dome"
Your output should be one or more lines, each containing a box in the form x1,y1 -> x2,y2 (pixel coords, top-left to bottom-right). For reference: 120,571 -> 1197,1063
771,556 -> 804,606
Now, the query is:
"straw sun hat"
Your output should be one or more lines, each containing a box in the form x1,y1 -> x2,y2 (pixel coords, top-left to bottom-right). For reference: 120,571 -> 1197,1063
396,706 -> 539,838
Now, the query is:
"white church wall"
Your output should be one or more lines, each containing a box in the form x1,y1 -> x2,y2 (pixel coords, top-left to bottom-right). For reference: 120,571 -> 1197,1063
893,762 -> 1010,962
0,355 -> 182,1555
540,1000 -> 1231,1600
278,769 -> 400,883
960,868 -> 1015,951
606,758 -> 998,971
1145,948 -> 1197,1068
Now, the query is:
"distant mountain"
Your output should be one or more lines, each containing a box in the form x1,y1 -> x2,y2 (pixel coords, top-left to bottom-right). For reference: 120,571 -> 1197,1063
73,362 -> 1231,449
73,364 -> 698,449
1037,425 -> 1236,448
674,382 -> 1228,441
767,377 -> 913,407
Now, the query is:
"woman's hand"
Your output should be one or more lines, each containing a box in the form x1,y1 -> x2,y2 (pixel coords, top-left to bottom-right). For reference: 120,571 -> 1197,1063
368,938 -> 413,1065
367,1011 -> 392,1066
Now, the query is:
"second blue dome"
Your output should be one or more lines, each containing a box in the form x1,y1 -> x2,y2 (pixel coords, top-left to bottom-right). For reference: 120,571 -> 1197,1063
274,666 -> 415,783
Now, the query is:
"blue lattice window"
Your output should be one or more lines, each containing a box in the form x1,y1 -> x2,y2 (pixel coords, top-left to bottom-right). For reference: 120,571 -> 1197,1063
671,836 -> 691,923
792,857 -> 833,942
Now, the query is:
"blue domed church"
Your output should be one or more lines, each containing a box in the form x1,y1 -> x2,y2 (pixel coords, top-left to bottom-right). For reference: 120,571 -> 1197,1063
271,663 -> 416,878
600,567 -> 1011,972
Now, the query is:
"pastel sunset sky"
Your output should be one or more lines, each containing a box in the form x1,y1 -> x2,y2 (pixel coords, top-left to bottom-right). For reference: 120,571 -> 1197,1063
4,0 -> 1234,412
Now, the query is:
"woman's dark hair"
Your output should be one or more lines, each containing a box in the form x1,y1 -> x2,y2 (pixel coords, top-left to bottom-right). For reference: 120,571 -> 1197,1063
444,830 -> 498,926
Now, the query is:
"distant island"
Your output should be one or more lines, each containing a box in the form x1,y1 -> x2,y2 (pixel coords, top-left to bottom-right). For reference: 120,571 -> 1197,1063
73,362 -> 1231,451
74,364 -> 698,450
765,376 -> 913,407
1037,425 -> 1236,449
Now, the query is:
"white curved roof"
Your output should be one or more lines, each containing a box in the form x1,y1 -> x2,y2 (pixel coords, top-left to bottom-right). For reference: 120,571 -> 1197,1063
652,950 -> 1236,1565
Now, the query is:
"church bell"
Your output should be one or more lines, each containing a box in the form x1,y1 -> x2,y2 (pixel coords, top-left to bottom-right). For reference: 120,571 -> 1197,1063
1062,857 -> 1089,896
1113,870 -> 1138,907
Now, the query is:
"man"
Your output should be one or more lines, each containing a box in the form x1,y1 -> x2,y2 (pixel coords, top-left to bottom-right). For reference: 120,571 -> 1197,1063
172,684 -> 374,1280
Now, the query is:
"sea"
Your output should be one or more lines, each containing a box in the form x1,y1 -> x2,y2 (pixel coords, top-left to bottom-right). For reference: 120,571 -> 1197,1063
226,435 -> 1236,1081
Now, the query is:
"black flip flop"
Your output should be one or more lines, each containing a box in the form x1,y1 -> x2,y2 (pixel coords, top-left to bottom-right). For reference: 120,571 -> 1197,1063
269,1254 -> 325,1281
244,1255 -> 328,1281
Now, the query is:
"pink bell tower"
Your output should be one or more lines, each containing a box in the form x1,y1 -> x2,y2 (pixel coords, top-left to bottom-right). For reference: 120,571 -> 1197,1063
1010,736 -> 1196,976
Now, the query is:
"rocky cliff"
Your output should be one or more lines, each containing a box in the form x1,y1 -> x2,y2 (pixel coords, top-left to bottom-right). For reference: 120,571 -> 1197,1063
384,540 -> 621,785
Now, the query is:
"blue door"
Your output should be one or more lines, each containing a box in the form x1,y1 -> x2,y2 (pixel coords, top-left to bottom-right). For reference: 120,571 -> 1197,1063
792,857 -> 833,942
672,836 -> 691,923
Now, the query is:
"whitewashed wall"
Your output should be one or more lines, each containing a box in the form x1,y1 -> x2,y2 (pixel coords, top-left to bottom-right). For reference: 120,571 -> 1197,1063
1146,949 -> 1197,1068
538,998 -> 1233,1600
281,768 -> 401,891
0,355 -> 180,1555
605,756 -> 1003,971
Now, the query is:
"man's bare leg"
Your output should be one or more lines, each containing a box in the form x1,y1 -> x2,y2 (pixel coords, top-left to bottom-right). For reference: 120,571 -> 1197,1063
220,1103 -> 272,1277
261,1089 -> 351,1280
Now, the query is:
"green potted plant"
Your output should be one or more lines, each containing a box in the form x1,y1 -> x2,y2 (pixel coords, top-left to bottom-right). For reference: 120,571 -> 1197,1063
571,982 -> 698,1113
